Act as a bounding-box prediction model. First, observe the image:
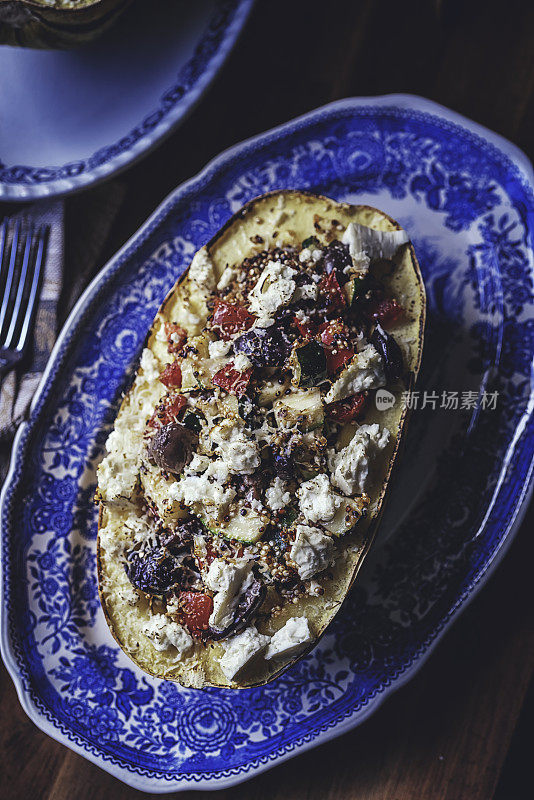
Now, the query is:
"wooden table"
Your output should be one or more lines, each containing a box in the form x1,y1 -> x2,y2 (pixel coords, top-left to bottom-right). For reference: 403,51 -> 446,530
2,0 -> 534,797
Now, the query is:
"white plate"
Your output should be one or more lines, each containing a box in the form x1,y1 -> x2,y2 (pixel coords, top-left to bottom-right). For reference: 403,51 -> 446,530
0,0 -> 253,200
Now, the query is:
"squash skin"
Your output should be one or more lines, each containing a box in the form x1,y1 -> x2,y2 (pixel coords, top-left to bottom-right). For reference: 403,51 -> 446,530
0,0 -> 131,48
97,191 -> 426,688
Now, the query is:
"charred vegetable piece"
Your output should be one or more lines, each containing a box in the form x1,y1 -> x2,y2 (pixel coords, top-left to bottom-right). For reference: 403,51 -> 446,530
212,299 -> 256,340
323,496 -> 367,536
274,388 -> 324,432
370,323 -> 404,380
209,571 -> 267,640
178,591 -> 213,635
302,235 -> 319,249
147,422 -> 198,474
212,363 -> 252,398
291,341 -> 327,387
323,239 -> 351,284
234,326 -> 290,368
272,451 -> 294,481
160,518 -> 201,552
344,275 -> 368,306
327,393 -> 366,422
126,547 -> 182,595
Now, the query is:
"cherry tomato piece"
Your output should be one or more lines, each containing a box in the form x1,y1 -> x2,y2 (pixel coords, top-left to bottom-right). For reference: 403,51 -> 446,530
212,299 -> 256,340
179,591 -> 213,634
212,363 -> 252,397
159,361 -> 182,388
365,298 -> 403,326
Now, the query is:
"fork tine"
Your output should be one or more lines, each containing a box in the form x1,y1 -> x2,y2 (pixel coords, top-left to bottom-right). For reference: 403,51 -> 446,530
16,225 -> 49,354
3,226 -> 33,350
0,219 -> 21,340
0,219 -> 8,274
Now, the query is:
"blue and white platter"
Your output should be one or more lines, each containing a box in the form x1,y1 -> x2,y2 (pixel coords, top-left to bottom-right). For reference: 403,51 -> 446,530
0,0 -> 254,201
1,95 -> 533,792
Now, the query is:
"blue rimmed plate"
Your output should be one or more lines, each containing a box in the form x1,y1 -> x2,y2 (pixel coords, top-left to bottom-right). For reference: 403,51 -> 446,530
1,95 -> 533,791
0,0 -> 254,201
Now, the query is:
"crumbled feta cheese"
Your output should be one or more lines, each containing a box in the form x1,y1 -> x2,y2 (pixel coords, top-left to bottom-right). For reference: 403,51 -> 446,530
142,613 -> 193,657
210,420 -> 260,475
342,221 -> 409,261
265,617 -> 313,660
299,248 -> 312,263
293,282 -> 318,302
324,344 -> 386,404
170,459 -> 235,509
249,260 -> 297,319
139,348 -> 160,382
328,423 -> 390,495
189,246 -> 216,291
205,557 -> 253,629
311,248 -> 323,262
289,524 -> 334,581
220,626 -> 270,681
294,308 -> 309,322
265,477 -> 290,512
233,353 -> 253,372
180,307 -> 201,328
298,473 -> 341,524
208,339 -> 232,359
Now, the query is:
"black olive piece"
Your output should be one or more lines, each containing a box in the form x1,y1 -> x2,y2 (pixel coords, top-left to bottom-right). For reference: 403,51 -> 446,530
370,323 -> 404,381
125,547 -> 182,595
182,411 -> 202,434
272,451 -> 294,481
233,326 -> 291,368
160,518 -> 202,552
209,572 -> 267,640
146,422 -> 198,475
322,239 -> 351,285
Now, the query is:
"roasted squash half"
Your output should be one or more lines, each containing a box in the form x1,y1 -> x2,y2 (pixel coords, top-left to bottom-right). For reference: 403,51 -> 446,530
96,191 -> 426,688
0,0 -> 131,48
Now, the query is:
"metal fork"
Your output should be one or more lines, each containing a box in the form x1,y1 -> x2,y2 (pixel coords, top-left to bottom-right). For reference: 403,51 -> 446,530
0,219 -> 49,378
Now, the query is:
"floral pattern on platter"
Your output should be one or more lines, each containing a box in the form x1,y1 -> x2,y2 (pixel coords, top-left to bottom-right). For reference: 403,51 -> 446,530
1,98 -> 533,791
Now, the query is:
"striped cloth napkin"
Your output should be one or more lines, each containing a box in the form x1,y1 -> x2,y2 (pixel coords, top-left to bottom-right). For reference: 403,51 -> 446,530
0,182 -> 124,481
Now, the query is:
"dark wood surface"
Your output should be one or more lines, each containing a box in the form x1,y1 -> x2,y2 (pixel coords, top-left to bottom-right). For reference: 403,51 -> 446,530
2,0 -> 534,797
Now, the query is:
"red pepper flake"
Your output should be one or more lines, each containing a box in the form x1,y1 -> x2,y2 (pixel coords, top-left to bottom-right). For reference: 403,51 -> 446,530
327,393 -> 367,422
212,298 -> 256,340
159,361 -> 182,388
365,298 -> 403,326
318,271 -> 347,312
212,362 -> 252,398
164,322 -> 187,354
179,591 -> 213,634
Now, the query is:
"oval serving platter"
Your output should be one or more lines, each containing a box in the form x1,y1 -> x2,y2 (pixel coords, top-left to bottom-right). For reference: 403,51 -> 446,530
1,95 -> 533,792
0,0 -> 254,200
